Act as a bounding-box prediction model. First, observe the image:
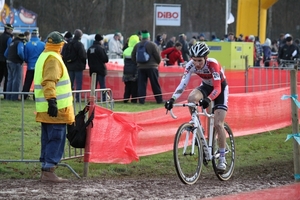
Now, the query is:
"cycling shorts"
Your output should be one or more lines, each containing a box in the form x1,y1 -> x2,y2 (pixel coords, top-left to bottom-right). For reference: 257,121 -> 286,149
196,81 -> 229,112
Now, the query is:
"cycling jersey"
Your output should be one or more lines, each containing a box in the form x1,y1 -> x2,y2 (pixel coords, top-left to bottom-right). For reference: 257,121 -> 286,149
172,57 -> 227,101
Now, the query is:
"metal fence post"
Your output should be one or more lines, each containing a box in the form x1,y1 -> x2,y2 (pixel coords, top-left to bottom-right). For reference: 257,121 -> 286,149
244,55 -> 249,93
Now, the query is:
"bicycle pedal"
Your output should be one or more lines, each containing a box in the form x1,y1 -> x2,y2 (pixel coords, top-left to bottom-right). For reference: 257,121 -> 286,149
216,169 -> 226,174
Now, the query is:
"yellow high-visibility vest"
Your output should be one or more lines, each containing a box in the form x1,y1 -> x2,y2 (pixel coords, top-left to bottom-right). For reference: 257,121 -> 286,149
34,52 -> 72,112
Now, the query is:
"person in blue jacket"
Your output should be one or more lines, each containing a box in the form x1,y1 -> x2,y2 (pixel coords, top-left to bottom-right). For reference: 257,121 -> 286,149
22,29 -> 45,100
0,24 -> 14,99
4,33 -> 26,101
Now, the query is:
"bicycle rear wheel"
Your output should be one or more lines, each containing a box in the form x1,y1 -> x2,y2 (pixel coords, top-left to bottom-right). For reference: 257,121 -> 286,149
173,123 -> 203,185
212,122 -> 235,181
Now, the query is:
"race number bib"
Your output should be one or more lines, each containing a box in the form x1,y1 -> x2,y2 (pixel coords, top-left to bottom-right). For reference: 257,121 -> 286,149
212,72 -> 221,80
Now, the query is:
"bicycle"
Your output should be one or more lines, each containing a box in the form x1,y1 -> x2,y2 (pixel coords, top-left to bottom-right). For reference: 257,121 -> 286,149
168,102 -> 235,185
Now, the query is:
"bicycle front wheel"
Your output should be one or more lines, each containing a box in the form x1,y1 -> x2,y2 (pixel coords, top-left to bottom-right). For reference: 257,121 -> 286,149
212,122 -> 235,181
173,123 -> 203,185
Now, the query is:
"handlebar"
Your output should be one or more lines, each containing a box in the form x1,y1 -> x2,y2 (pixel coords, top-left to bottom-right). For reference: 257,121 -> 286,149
168,103 -> 214,119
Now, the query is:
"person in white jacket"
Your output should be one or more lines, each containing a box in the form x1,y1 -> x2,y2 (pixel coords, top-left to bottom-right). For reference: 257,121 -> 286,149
108,33 -> 123,59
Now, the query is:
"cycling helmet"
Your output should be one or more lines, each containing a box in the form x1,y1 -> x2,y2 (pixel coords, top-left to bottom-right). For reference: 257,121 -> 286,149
189,42 -> 210,57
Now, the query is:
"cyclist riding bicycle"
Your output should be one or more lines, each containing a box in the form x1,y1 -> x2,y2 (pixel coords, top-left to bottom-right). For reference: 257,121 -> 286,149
165,41 -> 229,173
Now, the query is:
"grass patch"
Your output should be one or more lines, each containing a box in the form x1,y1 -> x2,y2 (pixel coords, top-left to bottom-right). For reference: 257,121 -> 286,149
0,99 -> 295,180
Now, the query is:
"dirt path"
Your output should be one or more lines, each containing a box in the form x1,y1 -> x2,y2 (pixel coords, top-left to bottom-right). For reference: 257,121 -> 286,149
0,163 -> 295,200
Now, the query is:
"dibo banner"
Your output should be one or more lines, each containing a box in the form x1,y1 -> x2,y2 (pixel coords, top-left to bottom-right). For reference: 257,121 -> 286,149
155,4 -> 181,26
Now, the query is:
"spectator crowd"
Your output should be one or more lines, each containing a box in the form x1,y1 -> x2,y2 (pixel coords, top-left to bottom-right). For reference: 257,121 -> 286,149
0,23 -> 299,103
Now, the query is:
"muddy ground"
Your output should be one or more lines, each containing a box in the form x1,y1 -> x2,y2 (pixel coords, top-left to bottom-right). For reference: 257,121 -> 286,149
0,161 -> 295,200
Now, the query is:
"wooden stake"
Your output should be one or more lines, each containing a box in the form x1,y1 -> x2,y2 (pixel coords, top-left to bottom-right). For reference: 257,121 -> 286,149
290,69 -> 300,182
83,73 -> 97,177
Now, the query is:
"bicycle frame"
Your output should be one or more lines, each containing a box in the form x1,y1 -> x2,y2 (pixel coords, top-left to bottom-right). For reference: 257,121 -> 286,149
170,102 -> 215,161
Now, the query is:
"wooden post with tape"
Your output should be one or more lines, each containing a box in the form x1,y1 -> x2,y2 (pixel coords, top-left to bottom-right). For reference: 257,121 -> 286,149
290,68 -> 300,182
83,73 -> 96,177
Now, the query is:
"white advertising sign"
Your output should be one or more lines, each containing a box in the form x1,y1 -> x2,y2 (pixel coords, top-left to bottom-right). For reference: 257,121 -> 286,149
155,5 -> 181,26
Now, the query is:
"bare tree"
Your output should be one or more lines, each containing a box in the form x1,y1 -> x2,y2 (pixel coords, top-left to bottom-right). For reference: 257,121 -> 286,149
121,0 -> 125,32
6,0 -> 300,41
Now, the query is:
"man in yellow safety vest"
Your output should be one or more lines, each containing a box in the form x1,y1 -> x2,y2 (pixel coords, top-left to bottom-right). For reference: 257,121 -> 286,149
34,31 -> 74,183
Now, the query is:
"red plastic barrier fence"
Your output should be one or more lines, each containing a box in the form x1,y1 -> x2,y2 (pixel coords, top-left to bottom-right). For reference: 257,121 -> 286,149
84,104 -> 141,164
84,86 -> 299,164
25,62 -> 295,102
81,65 -> 294,101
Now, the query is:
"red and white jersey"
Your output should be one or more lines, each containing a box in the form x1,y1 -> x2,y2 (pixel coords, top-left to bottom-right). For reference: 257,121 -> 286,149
172,58 -> 226,101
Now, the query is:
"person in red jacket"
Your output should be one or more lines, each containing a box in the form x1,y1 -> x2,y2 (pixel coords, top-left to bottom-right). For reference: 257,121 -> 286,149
161,42 -> 185,66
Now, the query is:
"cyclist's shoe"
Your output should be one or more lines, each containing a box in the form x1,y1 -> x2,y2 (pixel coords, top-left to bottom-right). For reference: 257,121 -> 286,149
216,159 -> 227,174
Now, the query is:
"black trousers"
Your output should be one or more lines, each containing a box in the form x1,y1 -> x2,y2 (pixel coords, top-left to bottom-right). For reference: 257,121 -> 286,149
124,80 -> 138,103
137,68 -> 163,104
0,60 -> 8,99
22,69 -> 34,99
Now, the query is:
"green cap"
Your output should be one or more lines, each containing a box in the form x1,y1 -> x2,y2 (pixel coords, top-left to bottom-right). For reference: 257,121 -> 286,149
46,31 -> 66,44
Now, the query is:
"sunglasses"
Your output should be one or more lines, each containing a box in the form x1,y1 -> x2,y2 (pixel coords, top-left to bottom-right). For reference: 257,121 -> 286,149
192,58 -> 205,63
